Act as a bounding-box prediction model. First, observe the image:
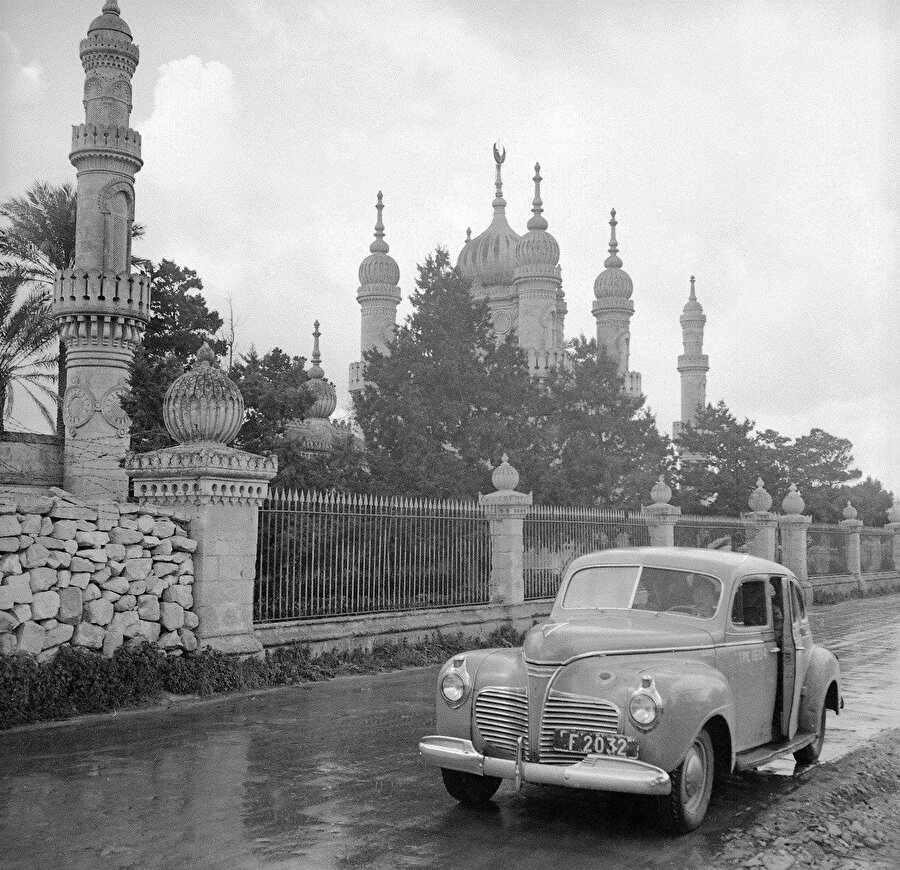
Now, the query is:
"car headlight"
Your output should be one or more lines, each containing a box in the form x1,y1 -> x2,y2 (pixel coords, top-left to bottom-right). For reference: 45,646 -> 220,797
629,692 -> 659,727
441,672 -> 466,704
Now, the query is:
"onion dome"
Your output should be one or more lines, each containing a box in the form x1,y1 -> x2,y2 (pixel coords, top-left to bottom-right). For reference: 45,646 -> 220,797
304,321 -> 337,420
358,192 -> 400,288
163,343 -> 244,445
514,163 -> 560,273
456,143 -> 522,287
683,275 -> 704,315
593,209 -> 633,300
88,1 -> 133,39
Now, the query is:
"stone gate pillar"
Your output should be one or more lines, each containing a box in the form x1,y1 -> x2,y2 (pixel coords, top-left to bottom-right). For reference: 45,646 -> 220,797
839,502 -> 863,588
53,2 -> 150,501
125,345 -> 276,654
643,476 -> 680,547
778,484 -> 811,597
479,455 -> 531,605
742,478 -> 778,561
887,501 -> 900,571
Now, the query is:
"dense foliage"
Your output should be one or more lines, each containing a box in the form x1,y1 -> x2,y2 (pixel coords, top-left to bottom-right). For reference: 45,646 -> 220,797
352,248 -> 669,507
0,626 -> 523,730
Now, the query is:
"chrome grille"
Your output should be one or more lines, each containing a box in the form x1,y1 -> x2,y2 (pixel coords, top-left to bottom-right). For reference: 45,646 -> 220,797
526,661 -> 558,680
539,691 -> 621,764
474,687 -> 529,757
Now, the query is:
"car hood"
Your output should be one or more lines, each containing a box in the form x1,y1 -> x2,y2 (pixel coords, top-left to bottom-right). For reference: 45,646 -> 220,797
523,611 -> 715,664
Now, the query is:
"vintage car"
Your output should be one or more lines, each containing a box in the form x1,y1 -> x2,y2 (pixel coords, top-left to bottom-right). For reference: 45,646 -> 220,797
419,547 -> 842,833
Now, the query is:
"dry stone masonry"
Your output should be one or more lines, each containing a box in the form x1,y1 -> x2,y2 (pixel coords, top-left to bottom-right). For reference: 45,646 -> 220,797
0,491 -> 198,660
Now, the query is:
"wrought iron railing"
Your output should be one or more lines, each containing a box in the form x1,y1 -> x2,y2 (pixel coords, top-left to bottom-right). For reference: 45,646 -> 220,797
523,505 -> 650,601
675,514 -> 749,552
255,490 -> 490,622
807,524 -> 849,576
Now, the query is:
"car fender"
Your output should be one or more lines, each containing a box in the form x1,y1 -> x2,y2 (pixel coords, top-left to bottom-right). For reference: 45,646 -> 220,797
626,659 -> 737,774
434,647 -> 525,740
798,645 -> 841,732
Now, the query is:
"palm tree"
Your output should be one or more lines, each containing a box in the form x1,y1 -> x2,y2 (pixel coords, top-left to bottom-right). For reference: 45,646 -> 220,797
0,180 -> 143,433
0,279 -> 57,431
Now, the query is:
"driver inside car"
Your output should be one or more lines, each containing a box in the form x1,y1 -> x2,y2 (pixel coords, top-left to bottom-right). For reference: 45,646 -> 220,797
691,577 -> 719,617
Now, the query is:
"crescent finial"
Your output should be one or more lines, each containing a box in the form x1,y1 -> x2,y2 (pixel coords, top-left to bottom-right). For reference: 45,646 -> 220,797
493,141 -> 506,165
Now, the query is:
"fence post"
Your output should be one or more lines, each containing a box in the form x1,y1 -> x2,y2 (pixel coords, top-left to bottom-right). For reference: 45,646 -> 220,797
887,501 -> 900,571
742,478 -> 778,561
125,345 -> 277,654
838,501 -> 864,591
479,455 -> 531,605
778,484 -> 812,602
643,476 -> 680,547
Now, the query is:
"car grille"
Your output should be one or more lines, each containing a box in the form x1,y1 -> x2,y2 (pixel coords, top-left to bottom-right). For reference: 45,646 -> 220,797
474,687 -> 529,757
539,691 -> 621,764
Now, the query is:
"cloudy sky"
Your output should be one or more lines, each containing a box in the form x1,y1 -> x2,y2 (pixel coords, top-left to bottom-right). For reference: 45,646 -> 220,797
1,0 -> 898,498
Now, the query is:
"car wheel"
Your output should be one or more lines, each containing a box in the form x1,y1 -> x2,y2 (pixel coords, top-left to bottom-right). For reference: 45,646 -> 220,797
440,768 -> 502,804
658,729 -> 715,834
794,704 -> 826,765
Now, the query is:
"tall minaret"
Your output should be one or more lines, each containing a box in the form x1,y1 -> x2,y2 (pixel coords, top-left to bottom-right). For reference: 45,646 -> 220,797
674,275 -> 709,439
592,210 -> 641,395
349,192 -> 401,396
514,163 -> 565,375
52,1 -> 150,500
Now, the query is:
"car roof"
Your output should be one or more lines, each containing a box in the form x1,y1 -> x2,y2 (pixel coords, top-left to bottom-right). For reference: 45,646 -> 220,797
565,546 -> 794,584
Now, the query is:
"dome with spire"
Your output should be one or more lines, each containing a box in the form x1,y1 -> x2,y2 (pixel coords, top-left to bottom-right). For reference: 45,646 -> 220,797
456,144 -> 522,287
88,1 -> 133,40
593,209 -> 633,300
358,192 -> 400,288
514,163 -> 560,273
304,321 -> 337,421
683,275 -> 704,315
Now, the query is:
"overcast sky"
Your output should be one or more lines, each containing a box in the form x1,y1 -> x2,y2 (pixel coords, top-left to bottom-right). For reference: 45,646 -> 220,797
1,0 -> 897,499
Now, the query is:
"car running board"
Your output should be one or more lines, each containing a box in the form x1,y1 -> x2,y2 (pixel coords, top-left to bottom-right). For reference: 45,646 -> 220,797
734,732 -> 818,771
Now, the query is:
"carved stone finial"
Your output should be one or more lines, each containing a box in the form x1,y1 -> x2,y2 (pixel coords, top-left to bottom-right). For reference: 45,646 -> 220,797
369,191 -> 389,255
492,142 -> 507,209
842,500 -> 858,520
526,162 -> 549,232
782,483 -> 805,516
650,474 -> 672,505
103,0 -> 121,13
163,344 -> 245,446
748,477 -> 773,512
604,209 -> 622,269
689,275 -> 696,300
491,453 -> 520,492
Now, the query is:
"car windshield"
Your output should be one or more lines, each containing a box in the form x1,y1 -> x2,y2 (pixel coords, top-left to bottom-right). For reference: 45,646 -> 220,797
561,565 -> 722,618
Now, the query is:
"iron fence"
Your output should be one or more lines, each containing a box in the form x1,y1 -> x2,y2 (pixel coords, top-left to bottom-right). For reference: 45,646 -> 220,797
860,527 -> 895,573
807,524 -> 849,576
255,490 -> 490,622
674,514 -> 749,551
523,506 -> 650,600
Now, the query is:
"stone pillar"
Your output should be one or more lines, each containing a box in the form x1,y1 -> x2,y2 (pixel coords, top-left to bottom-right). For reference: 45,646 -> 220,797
643,476 -> 680,547
479,455 -> 531,605
887,501 -> 900,571
53,2 -> 150,501
742,478 -> 778,561
778,484 -> 812,588
839,501 -> 864,592
125,345 -> 276,654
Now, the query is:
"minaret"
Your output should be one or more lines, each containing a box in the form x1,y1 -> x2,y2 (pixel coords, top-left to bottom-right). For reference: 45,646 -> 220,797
513,163 -> 565,376
674,275 -> 709,439
350,192 -> 401,395
592,210 -> 641,395
52,1 -> 150,500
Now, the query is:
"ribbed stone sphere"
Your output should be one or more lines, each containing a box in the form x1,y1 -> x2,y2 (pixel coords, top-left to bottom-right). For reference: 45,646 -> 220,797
163,344 -> 244,445
358,251 -> 400,287
650,476 -> 672,505
515,229 -> 560,269
748,478 -> 772,512
306,378 -> 337,420
457,222 -> 521,287
594,267 -> 633,300
492,454 -> 519,491
782,484 -> 805,516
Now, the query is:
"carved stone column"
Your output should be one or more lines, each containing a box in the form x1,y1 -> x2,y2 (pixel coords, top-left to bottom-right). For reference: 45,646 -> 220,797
778,484 -> 812,600
125,345 -> 276,654
479,456 -> 532,604
742,478 -> 778,561
643,476 -> 680,547
839,502 -> 864,592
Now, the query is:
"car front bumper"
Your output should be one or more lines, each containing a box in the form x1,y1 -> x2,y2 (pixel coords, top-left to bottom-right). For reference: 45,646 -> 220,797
419,735 -> 672,796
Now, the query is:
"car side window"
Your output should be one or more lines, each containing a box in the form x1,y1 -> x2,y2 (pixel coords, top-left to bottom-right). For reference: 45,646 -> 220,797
731,579 -> 769,628
789,581 -> 806,622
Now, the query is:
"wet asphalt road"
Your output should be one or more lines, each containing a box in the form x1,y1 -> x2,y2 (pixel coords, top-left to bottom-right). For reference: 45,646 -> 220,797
1,594 -> 898,870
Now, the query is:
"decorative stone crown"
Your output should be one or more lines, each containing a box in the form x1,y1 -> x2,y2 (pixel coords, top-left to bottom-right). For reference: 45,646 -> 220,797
358,192 -> 401,290
491,453 -> 520,492
514,163 -> 560,277
163,343 -> 244,445
748,478 -> 773,512
594,209 -> 633,301
782,483 -> 805,516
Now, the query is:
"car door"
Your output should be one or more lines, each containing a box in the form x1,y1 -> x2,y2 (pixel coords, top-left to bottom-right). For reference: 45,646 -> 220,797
782,578 -> 813,738
721,576 -> 779,750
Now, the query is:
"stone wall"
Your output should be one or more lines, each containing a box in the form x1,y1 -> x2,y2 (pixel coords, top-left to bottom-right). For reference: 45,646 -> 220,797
0,433 -> 63,494
0,493 -> 198,660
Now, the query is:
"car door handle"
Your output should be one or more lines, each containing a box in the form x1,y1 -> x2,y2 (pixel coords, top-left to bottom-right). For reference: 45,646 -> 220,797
769,648 -> 780,654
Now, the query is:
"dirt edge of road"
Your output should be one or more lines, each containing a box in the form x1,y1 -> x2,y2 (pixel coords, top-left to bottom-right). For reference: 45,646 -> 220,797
706,727 -> 900,870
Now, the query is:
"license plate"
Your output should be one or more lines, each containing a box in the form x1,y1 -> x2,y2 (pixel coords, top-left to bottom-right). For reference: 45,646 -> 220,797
552,729 -> 639,758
